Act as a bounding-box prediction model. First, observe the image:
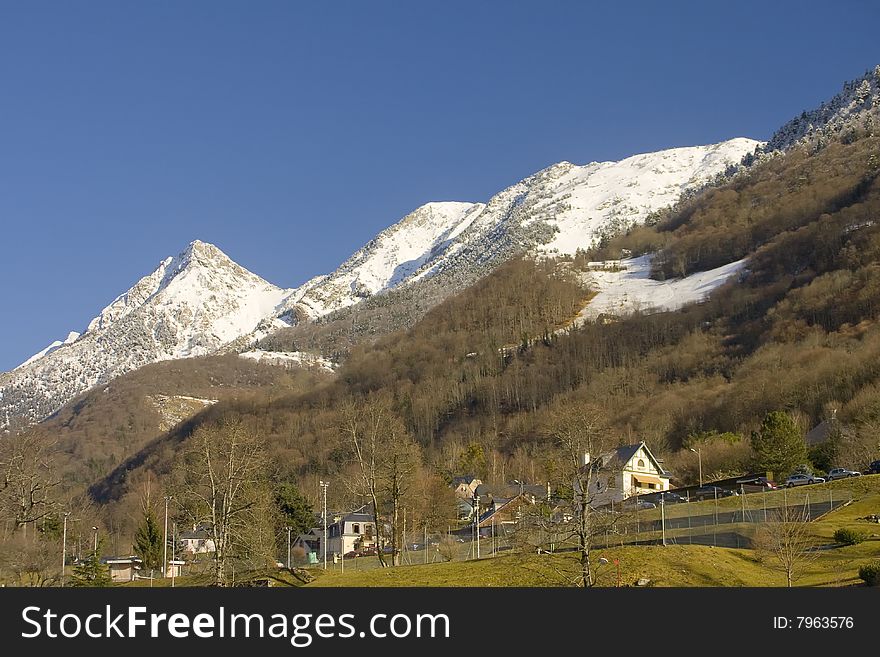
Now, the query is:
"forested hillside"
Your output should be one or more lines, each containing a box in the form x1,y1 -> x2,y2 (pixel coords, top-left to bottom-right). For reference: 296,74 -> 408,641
86,105 -> 880,532
6,71 -> 880,574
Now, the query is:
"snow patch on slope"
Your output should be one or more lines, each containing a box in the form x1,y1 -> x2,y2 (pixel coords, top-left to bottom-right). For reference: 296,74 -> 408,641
575,255 -> 747,321
239,349 -> 335,372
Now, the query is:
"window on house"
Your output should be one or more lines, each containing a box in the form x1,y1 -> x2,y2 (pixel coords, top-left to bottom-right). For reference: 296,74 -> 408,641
637,459 -> 645,468
364,524 -> 373,538
353,523 -> 360,535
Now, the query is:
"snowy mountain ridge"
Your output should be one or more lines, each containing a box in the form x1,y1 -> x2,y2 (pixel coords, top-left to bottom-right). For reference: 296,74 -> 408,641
1,139 -> 758,430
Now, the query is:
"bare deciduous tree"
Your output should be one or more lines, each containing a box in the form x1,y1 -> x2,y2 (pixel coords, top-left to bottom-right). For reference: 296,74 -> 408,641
338,393 -> 420,567
531,400 -> 624,587
0,431 -> 61,531
173,418 -> 271,586
754,504 -> 819,587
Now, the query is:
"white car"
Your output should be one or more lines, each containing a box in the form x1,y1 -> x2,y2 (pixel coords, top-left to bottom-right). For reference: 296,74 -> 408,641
785,473 -> 825,487
826,468 -> 862,480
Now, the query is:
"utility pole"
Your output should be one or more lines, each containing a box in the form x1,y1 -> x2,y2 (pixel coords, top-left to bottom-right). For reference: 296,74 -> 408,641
689,447 -> 703,487
660,494 -> 666,546
319,480 -> 329,570
171,522 -> 177,588
163,496 -> 171,578
60,512 -> 70,587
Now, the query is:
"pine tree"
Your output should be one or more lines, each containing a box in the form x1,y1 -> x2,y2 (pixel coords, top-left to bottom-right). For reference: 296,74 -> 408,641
750,411 -> 807,479
134,507 -> 163,571
275,483 -> 315,537
69,541 -> 112,587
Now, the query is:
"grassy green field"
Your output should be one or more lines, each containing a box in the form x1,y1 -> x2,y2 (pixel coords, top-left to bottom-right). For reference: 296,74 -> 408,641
121,475 -> 880,588
303,475 -> 880,588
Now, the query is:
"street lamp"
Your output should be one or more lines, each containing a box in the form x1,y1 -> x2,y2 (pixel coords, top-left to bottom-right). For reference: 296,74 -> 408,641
286,527 -> 292,569
319,480 -> 329,570
91,526 -> 99,555
689,447 -> 703,487
163,496 -> 172,578
513,479 -> 525,497
472,492 -> 480,559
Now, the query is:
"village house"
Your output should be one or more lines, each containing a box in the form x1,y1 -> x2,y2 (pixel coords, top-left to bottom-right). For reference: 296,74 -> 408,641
323,507 -> 379,557
451,475 -> 483,499
102,556 -> 141,583
178,527 -> 216,555
584,441 -> 671,507
476,492 -> 536,534
292,527 -> 323,559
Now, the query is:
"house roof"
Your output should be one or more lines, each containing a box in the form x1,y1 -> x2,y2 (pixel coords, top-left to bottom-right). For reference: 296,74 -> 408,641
341,512 -> 374,523
593,441 -> 669,476
452,475 -> 480,486
477,493 -> 533,527
179,530 -> 211,540
805,418 -> 849,446
102,556 -> 142,565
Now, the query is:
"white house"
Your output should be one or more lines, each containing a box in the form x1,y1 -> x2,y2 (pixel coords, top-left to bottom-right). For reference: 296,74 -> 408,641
178,528 -> 216,554
582,441 -> 671,506
323,507 -> 378,556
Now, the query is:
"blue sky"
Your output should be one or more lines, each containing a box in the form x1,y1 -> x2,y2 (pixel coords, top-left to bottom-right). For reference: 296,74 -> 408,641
1,0 -> 879,371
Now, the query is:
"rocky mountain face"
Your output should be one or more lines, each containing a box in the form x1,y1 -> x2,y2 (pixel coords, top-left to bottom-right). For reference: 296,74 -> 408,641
0,240 -> 290,429
0,139 -> 759,430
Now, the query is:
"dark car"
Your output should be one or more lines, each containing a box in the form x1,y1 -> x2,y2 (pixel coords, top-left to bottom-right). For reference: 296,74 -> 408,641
866,460 -> 880,475
656,491 -> 689,504
692,485 -> 737,501
736,476 -> 778,492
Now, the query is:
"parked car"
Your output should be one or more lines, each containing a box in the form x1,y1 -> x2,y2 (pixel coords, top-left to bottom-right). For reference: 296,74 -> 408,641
657,491 -> 689,504
866,460 -> 880,475
692,486 -> 737,500
624,499 -> 656,510
826,467 -> 862,480
736,476 -> 778,491
784,473 -> 825,487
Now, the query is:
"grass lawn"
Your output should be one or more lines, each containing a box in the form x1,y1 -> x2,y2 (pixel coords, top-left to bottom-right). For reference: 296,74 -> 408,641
304,475 -> 880,588
117,475 -> 880,588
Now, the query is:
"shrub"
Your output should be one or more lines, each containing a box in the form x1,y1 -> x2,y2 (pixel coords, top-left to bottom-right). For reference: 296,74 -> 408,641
858,562 -> 880,586
834,528 -> 867,546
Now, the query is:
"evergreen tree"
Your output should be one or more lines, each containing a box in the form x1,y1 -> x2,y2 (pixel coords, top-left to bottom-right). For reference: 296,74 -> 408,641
275,483 -> 315,536
69,540 -> 112,587
134,507 -> 163,571
750,411 -> 807,479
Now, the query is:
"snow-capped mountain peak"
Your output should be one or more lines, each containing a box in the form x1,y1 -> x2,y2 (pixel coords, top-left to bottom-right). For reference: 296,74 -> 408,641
1,138 -> 757,429
1,240 -> 291,428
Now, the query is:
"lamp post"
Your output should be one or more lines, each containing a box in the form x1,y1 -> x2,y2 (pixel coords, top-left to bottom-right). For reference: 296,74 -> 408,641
472,492 -> 480,559
319,480 -> 329,570
91,526 -> 99,555
689,447 -> 703,487
286,527 -> 292,569
60,512 -> 70,587
162,496 -> 172,578
513,479 -> 525,497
